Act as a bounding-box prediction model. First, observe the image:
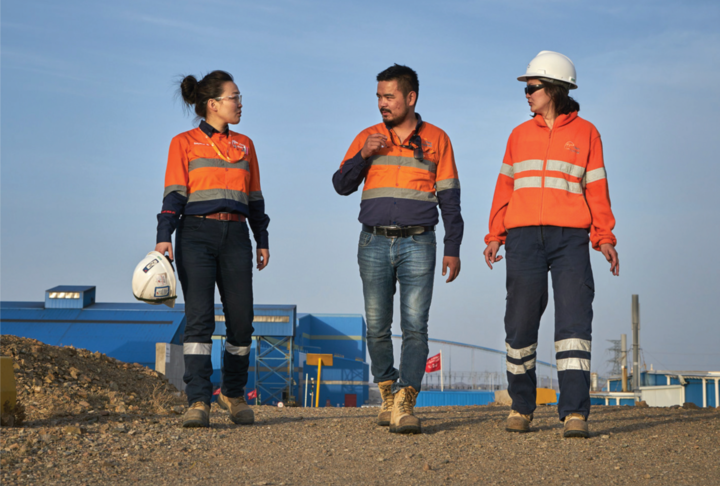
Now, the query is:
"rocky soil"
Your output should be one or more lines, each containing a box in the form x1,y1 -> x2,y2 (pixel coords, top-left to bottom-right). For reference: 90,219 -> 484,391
2,336 -> 719,485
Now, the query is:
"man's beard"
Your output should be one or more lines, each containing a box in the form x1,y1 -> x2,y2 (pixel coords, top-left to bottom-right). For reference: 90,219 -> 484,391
381,107 -> 408,128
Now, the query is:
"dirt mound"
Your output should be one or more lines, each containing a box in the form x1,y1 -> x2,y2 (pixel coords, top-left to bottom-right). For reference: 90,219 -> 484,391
1,335 -> 184,423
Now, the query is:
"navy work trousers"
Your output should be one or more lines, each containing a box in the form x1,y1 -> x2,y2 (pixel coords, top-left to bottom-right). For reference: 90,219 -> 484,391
504,226 -> 594,420
176,216 -> 255,406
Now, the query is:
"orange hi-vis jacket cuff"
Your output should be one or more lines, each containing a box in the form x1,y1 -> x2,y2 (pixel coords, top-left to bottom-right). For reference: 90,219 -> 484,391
484,112 -> 616,251
156,121 -> 270,247
332,114 -> 464,257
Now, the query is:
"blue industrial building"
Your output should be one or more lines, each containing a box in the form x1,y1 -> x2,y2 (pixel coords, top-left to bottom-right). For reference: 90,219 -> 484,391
0,285 -> 369,407
590,370 -> 720,408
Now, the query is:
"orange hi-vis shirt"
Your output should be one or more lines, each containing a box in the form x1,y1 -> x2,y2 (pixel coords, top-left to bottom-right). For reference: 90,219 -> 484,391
485,112 -> 616,250
156,121 -> 269,247
333,114 -> 463,257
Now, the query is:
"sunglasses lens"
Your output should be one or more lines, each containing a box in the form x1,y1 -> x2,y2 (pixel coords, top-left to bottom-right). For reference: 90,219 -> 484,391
525,84 -> 543,95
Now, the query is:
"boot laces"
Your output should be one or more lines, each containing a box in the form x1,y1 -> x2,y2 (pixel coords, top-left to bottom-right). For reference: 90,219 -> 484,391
398,389 -> 417,415
379,384 -> 394,411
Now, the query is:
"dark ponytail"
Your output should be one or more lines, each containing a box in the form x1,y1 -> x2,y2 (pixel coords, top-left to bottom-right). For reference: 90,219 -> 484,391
178,70 -> 234,119
541,78 -> 580,116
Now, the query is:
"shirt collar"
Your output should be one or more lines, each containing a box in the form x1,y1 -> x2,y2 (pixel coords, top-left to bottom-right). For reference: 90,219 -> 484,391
384,112 -> 424,143
199,120 -> 229,138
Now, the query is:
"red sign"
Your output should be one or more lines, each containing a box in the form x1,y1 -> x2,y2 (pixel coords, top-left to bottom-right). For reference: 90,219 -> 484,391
426,353 -> 441,373
247,389 -> 257,400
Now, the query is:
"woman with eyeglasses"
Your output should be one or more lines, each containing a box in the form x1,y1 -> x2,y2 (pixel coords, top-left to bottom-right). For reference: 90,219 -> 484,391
483,51 -> 618,438
154,70 -> 270,428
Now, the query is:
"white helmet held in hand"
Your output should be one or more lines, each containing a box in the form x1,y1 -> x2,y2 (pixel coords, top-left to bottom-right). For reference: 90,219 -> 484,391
132,251 -> 177,308
518,50 -> 577,89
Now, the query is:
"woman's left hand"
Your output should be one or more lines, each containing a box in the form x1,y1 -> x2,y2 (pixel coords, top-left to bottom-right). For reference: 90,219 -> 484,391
257,249 -> 270,271
600,243 -> 619,276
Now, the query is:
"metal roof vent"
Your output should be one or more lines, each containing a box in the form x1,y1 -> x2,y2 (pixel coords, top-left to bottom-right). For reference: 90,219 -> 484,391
45,285 -> 96,309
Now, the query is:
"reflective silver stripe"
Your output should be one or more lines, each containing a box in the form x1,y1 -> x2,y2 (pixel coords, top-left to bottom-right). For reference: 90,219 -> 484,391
506,358 -> 536,375
188,188 -> 249,205
500,163 -> 514,178
163,184 -> 187,198
544,177 -> 583,194
556,358 -> 591,372
225,342 -> 250,356
514,159 -> 544,173
546,160 -> 585,178
555,338 -> 592,353
249,191 -> 264,202
436,179 -> 460,191
514,176 -> 542,190
189,158 -> 250,172
584,167 -> 607,185
361,187 -> 438,203
184,343 -> 212,355
506,342 -> 538,360
369,155 -> 437,173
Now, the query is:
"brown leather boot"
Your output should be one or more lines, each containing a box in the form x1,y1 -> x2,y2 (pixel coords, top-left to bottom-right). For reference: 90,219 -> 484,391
506,410 -> 533,433
377,380 -> 395,426
563,413 -> 589,438
216,391 -> 255,425
182,402 -> 210,428
389,386 -> 421,434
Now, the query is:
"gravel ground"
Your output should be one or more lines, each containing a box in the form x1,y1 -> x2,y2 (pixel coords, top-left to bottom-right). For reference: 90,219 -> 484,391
2,403 -> 718,485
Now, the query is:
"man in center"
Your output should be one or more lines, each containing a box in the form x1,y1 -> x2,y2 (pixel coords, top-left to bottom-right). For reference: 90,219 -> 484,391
333,64 -> 463,434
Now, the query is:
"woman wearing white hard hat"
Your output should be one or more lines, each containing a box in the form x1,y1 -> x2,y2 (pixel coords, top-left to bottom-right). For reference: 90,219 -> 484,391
155,70 -> 270,428
483,51 -> 619,438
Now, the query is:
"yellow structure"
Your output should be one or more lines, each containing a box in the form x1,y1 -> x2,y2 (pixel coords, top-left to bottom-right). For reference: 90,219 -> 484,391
536,387 -> 556,405
0,356 -> 17,409
306,353 -> 333,408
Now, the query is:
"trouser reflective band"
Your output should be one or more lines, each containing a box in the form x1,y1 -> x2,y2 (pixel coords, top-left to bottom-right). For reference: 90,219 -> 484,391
555,338 -> 591,371
225,342 -> 251,356
184,342 -> 212,355
505,342 -> 538,375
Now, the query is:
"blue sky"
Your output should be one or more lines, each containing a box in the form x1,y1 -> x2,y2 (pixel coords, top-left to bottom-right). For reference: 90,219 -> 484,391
2,0 -> 719,373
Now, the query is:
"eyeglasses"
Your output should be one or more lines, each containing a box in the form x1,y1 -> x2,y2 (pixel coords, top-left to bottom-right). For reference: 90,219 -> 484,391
214,94 -> 242,104
524,84 -> 545,96
400,134 -> 424,161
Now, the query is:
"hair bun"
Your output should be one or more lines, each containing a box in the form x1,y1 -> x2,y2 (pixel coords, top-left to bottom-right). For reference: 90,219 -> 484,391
180,75 -> 199,105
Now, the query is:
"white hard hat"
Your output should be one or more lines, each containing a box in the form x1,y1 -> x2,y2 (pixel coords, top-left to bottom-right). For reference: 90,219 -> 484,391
518,51 -> 577,89
132,251 -> 177,308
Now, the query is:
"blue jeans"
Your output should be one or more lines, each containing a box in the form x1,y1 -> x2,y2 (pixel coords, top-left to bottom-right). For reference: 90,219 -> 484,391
176,217 -> 255,406
504,226 -> 594,420
358,230 -> 436,393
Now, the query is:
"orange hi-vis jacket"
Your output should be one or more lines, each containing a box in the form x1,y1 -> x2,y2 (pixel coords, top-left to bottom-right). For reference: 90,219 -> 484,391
333,114 -> 463,257
156,121 -> 269,247
485,112 -> 616,250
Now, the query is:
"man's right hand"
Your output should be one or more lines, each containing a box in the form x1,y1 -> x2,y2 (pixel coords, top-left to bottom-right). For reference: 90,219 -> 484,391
483,241 -> 503,270
360,133 -> 388,159
155,242 -> 173,262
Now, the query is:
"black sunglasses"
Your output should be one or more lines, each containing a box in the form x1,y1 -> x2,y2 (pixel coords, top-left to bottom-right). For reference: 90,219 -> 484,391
524,84 -> 546,95
400,134 -> 424,161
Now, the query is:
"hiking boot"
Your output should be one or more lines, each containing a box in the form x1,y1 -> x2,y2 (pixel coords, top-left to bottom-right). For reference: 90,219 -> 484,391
506,410 -> 533,433
216,391 -> 254,425
182,402 -> 210,428
377,380 -> 395,426
563,413 -> 589,438
389,386 -> 421,434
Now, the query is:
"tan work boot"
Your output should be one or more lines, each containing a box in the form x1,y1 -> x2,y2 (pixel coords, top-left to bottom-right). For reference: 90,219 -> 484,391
182,402 -> 210,428
377,380 -> 395,426
506,410 -> 533,433
216,391 -> 255,425
389,386 -> 421,434
563,413 -> 589,438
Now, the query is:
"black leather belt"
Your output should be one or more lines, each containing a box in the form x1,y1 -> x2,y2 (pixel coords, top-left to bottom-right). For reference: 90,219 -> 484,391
362,224 -> 434,238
